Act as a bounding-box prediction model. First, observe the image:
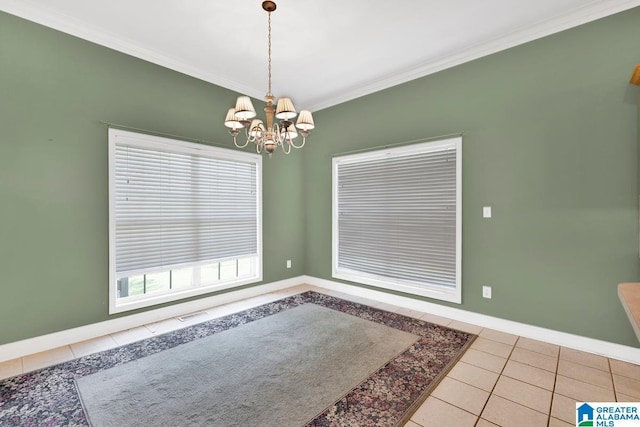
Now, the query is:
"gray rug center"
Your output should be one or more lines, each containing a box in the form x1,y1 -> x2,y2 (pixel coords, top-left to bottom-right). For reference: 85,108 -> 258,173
76,303 -> 419,427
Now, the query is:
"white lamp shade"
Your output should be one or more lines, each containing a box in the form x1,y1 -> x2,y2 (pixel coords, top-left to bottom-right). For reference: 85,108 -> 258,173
283,123 -> 298,139
224,108 -> 244,129
275,97 -> 297,120
295,110 -> 315,130
249,119 -> 265,138
234,96 -> 256,120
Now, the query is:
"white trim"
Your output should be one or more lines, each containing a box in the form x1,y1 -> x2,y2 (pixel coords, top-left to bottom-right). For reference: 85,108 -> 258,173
2,0 -> 639,112
2,276 -> 640,365
110,276 -> 262,314
307,0 -> 640,111
332,137 -> 462,304
0,0 -> 263,101
107,128 -> 263,314
0,277 -> 300,364
302,276 -> 640,365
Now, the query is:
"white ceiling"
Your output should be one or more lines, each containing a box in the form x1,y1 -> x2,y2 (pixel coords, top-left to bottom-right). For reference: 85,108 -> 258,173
2,0 -> 639,111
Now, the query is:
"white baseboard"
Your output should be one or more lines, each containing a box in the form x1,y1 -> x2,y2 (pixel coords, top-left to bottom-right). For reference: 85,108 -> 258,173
3,274 -> 639,365
0,276 -> 303,363
302,275 -> 640,364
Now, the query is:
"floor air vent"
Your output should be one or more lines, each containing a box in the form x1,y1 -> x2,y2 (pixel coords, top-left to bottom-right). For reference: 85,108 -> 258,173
177,311 -> 208,322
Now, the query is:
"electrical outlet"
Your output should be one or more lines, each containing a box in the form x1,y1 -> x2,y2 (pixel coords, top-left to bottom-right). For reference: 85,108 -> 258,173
286,259 -> 292,269
482,285 -> 492,299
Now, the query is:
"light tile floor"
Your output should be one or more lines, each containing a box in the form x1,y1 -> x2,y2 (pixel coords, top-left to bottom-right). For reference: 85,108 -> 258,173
1,285 -> 639,427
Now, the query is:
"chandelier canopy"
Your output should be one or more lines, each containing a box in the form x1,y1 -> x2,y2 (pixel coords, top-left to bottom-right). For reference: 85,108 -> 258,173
224,1 -> 315,157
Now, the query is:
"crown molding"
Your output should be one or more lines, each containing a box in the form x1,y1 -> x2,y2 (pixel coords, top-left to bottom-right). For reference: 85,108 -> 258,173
2,0 -> 640,112
0,0 -> 263,101
307,0 -> 640,111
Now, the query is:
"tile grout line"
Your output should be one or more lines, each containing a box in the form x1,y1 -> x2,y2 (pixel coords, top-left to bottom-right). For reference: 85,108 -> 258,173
12,293 -> 283,375
552,350 -> 620,423
6,293 -> 634,426
429,396 -> 480,425
410,326 -> 490,426
554,372 -> 618,397
406,319 -> 486,426
472,331 -> 518,426
608,358 -> 618,402
19,355 -> 26,376
547,344 -> 561,427
513,337 -> 614,425
410,327 -> 501,426
69,343 -> 80,359
478,336 -> 560,423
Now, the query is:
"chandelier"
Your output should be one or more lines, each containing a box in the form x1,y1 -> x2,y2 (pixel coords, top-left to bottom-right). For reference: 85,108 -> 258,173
223,1 -> 315,157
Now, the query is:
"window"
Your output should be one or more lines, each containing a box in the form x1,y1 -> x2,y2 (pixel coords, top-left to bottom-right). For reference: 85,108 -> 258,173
109,129 -> 262,314
332,137 -> 461,303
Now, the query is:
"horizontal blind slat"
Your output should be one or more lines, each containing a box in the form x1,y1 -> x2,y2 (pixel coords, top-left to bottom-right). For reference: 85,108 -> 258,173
335,141 -> 459,292
114,141 -> 258,274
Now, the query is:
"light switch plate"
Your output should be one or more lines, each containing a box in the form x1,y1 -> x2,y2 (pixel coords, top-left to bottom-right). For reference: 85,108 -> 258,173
483,206 -> 492,218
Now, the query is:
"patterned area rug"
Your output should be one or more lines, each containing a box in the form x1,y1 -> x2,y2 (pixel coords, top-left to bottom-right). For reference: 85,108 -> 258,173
0,291 -> 476,426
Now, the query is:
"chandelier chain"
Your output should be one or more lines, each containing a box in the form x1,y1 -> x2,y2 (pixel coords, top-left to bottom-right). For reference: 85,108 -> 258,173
267,11 -> 272,97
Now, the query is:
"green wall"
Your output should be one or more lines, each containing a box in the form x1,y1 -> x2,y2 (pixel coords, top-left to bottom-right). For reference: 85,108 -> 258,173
0,12 -> 305,344
305,7 -> 640,346
2,7 -> 640,348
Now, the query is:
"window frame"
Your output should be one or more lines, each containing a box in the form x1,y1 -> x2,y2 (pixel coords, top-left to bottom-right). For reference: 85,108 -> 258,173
332,137 -> 462,304
108,128 -> 263,314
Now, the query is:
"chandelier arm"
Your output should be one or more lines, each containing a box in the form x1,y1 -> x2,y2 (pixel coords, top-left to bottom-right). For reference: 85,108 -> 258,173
233,133 -> 250,149
233,138 -> 250,149
289,137 -> 305,149
281,140 -> 292,154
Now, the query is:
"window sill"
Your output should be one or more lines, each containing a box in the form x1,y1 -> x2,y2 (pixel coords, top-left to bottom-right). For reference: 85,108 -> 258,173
109,276 -> 262,315
333,271 -> 461,304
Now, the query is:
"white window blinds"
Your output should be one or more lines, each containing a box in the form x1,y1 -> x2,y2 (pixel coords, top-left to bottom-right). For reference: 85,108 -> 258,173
110,129 -> 260,277
333,137 -> 461,303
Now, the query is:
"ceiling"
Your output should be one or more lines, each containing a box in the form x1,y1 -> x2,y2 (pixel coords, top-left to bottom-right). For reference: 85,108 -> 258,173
2,0 -> 639,111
